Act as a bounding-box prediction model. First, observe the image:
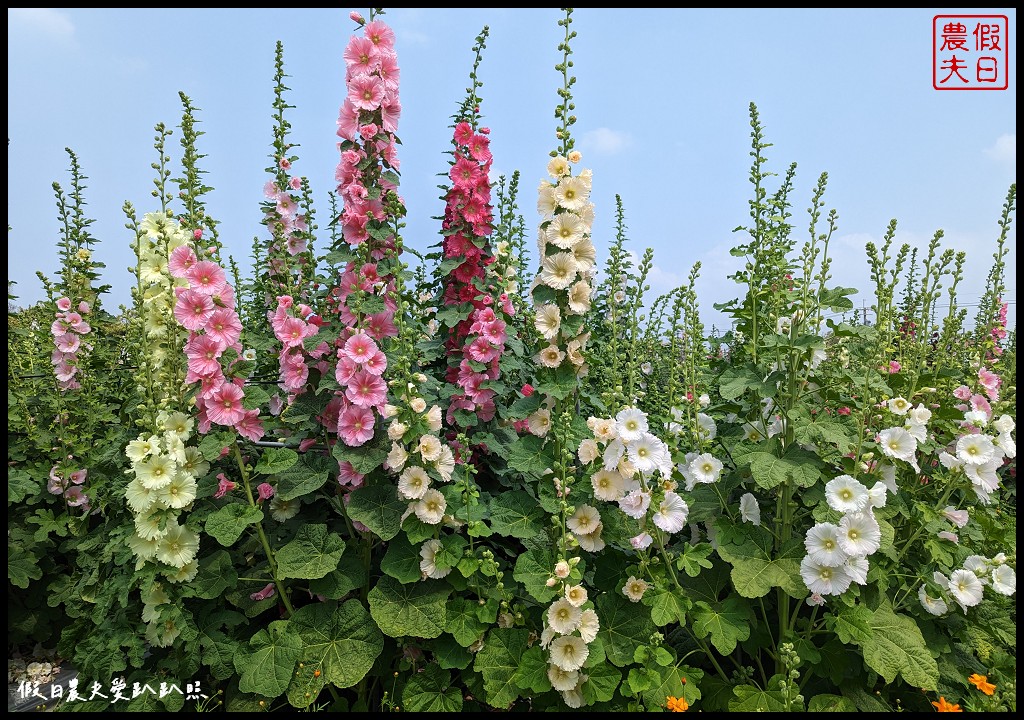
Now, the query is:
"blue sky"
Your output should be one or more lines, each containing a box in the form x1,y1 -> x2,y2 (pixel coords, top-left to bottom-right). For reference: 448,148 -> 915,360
7,8 -> 1017,330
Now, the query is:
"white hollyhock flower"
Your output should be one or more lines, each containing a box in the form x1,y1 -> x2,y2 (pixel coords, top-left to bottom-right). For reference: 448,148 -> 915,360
414,489 -> 446,525
688,453 -> 723,485
622,575 -> 649,602
918,585 -> 948,616
956,433 -> 996,465
824,475 -> 870,513
909,404 -> 932,425
904,420 -> 927,443
534,303 -> 562,340
652,491 -> 689,534
877,462 -> 898,494
578,608 -> 600,643
837,512 -> 881,557
615,408 -> 649,443
547,665 -> 579,692
566,504 -> 601,536
564,584 -> 588,608
867,481 -> 888,509
549,635 -> 589,672
575,524 -> 605,552
418,435 -> 443,462
547,598 -> 582,634
845,556 -> 870,585
963,555 -> 990,580
941,506 -> 969,528
963,410 -> 990,428
627,433 -> 670,475
938,451 -> 963,471
630,532 -> 653,550
591,469 -> 625,501
877,427 -> 918,468
419,538 -> 452,580
804,523 -> 848,567
618,489 -> 651,519
947,569 -> 985,611
434,445 -> 456,482
800,556 -> 852,596
887,397 -> 912,415
995,432 -> 1016,459
696,413 -> 717,441
991,564 -> 1016,596
528,408 -> 553,437
993,415 -> 1015,435
398,466 -> 430,500
739,493 -> 760,525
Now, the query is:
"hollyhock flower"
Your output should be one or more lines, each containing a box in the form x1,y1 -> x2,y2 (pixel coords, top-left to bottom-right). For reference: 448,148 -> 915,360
534,304 -> 561,340
414,489 -> 446,524
528,408 -> 553,437
157,473 -> 198,510
343,333 -> 379,364
339,404 -> 375,446
942,506 -> 969,528
627,433 -> 669,474
837,512 -> 881,556
549,635 -> 588,672
385,441 -> 408,472
956,433 -> 996,465
740,493 -> 761,525
270,496 -> 300,522
947,569 -> 984,610
156,522 -> 199,568
418,434 -> 442,462
185,261 -> 227,296
953,384 -> 972,401
566,281 -> 591,314
937,531 -> 959,543
56,297 -> 72,312
566,505 -> 601,536
547,598 -> 582,634
887,397 -> 911,415
622,576 -> 649,603
618,489 -> 651,519
168,245 -> 198,277
554,176 -> 589,211
578,439 -> 600,464
214,473 -> 236,499
206,383 -> 246,426
256,483 -> 275,502
346,370 -> 387,408
800,556 -> 852,595
204,308 -> 243,348
591,469 -> 624,501
536,345 -> 565,368
688,453 -> 723,485
64,486 -> 89,507
993,415 -> 1014,435
918,585 -> 948,616
250,582 -> 277,602
235,410 -> 266,442
877,427 -> 918,468
990,564 -> 1016,596
545,212 -> 584,249
185,334 -> 224,376
337,461 -> 365,487
615,408 -> 649,443
844,556 -> 870,585
825,475 -> 870,513
54,333 -> 81,353
539,252 -> 578,290
627,533 -> 653,551
804,523 -> 848,567
398,466 -> 430,500
653,492 -> 689,533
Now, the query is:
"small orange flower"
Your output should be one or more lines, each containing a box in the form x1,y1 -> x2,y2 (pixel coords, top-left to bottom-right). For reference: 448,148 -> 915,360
968,673 -> 996,696
666,695 -> 689,712
931,696 -> 963,712
313,669 -> 322,678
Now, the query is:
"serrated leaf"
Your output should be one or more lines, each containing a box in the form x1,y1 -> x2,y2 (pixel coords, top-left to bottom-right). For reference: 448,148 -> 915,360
597,593 -> 656,667
643,589 -> 689,627
431,635 -> 473,670
715,522 -> 804,598
8,545 -> 42,588
855,599 -> 939,689
639,663 -> 702,709
678,543 -> 715,577
513,646 -> 553,694
505,435 -> 553,478
276,454 -> 332,501
345,484 -> 406,541
190,549 -> 238,599
309,553 -> 367,600
488,491 -> 545,539
445,598 -> 488,647
276,524 -> 345,580
473,628 -> 529,709
381,535 -> 423,584
235,620 -> 302,698
512,544 -> 558,603
581,662 -> 621,704
402,664 -> 463,712
368,576 -> 449,639
205,503 -> 264,546
254,447 -> 298,475
242,384 -> 271,411
690,598 -> 752,654
808,694 -> 858,711
730,684 -> 788,711
745,450 -> 820,490
832,604 -> 872,644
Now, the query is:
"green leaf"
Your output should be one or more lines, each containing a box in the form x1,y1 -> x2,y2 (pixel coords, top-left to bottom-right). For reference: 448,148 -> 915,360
473,628 -> 529,709
368,576 -> 450,639
581,662 -> 621,704
730,684 -> 788,711
643,589 -> 689,627
276,454 -> 332,501
690,598 -> 752,654
854,599 -> 939,689
381,535 -> 423,584
8,545 -> 42,588
597,593 -> 657,667
832,604 -> 872,644
198,431 -> 235,461
242,384 -> 271,411
254,447 -> 298,475
332,435 -> 389,474
534,362 -> 578,401
309,553 -> 367,600
190,549 -> 238,599
639,663 -> 702,710
512,544 -> 558,603
505,435 -> 553,478
718,364 -> 772,401
287,600 -> 383,706
715,522 -> 804,599
445,598 -> 488,647
402,664 -> 463,712
808,694 -> 858,712
795,420 -> 857,455
7,469 -> 37,503
505,393 -> 541,419
431,636 -> 473,670
205,503 -> 264,546
488,491 -> 545,539
677,543 -> 715,577
276,524 -> 345,580
235,620 -> 302,698
513,646 -> 553,694
345,484 -> 406,541
744,450 -> 820,490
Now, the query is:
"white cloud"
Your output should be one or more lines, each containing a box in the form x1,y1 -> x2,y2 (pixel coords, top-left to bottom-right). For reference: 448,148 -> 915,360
8,8 -> 75,43
984,133 -> 1015,165
624,250 -> 682,295
579,127 -> 632,156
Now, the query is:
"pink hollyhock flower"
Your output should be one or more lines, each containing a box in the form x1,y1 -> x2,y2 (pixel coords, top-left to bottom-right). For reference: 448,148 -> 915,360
339,404 -> 375,446
280,354 -> 309,391
207,382 -> 246,426
205,308 -> 243,347
454,121 -> 474,146
480,319 -> 507,346
276,193 -> 297,218
63,312 -> 83,326
68,469 -> 87,485
336,99 -> 361,142
378,53 -> 401,93
362,349 -> 388,376
937,531 -> 958,544
174,289 -> 215,331
54,333 -> 81,354
51,318 -> 69,336
953,385 -> 972,401
235,410 -> 266,442
349,10 -> 364,24
468,134 -> 492,164
521,383 -> 535,397
837,407 -> 852,416
286,235 -> 307,256
250,582 -> 276,601
277,317 -> 312,349
888,361 -> 901,374
364,19 -> 396,51
343,333 -> 379,364
63,486 -> 89,507
476,396 -> 496,422
466,336 -> 500,363
346,370 -> 387,408
970,394 -> 993,419
288,175 -> 302,191
380,97 -> 401,134
56,297 -> 72,312
69,318 -> 91,334
942,506 -> 969,528
77,301 -> 91,314
168,245 -> 199,277
359,123 -> 379,140
365,312 -> 398,340
185,261 -> 227,296
344,36 -> 380,75
214,473 -> 237,499
257,482 -> 275,502
337,461 -> 365,488
336,354 -> 359,385
264,180 -> 279,198
279,157 -> 292,170
186,334 -> 224,377
349,74 -> 384,111
54,361 -> 78,383
978,367 -> 1001,391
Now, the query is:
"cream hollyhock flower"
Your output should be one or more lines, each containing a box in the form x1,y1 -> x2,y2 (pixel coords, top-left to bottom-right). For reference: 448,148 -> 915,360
418,435 -> 443,462
410,397 -> 427,413
537,344 -> 565,368
387,421 -> 408,441
155,522 -> 199,568
578,608 -> 599,643
571,237 -> 597,272
991,564 -> 1016,596
270,496 -> 300,522
918,585 -> 948,616
127,531 -> 160,560
837,512 -> 881,557
652,491 -> 689,533
800,556 -> 852,596
567,281 -> 591,314
877,427 -> 918,467
824,475 -> 870,513
615,408 -> 648,443
136,454 -> 175,490
547,155 -> 570,178
382,404 -> 400,418
886,397 -> 911,415
398,466 -> 431,500
566,334 -> 587,366
591,469 -> 624,501
622,575 -> 649,602
739,493 -> 760,525
419,538 -> 452,580
540,252 -> 578,290
549,635 -> 589,672
564,584 -> 588,608
434,445 -> 456,482
688,453 -> 723,485
537,183 -> 558,218
578,439 -> 600,464
587,416 -> 615,441
804,523 -> 848,567
125,478 -> 157,514
547,665 -> 579,692
554,560 -> 572,579
545,212 -> 584,249
956,433 -> 996,465
387,441 -> 408,472
426,405 -> 443,432
547,598 -> 582,634
182,447 -> 209,479
414,489 -> 447,525
528,408 -> 553,437
156,472 -> 197,510
162,411 -> 194,439
947,569 -> 984,610
535,303 -> 561,340
575,524 -> 606,552
554,176 -> 589,212
567,504 -> 601,536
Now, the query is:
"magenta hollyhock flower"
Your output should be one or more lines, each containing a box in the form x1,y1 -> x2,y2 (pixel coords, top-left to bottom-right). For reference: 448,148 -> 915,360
168,245 -> 199,277
204,308 -> 243,348
453,122 -> 474,146
343,333 -> 379,364
214,473 -> 237,499
450,156 -> 485,190
338,403 -> 375,447
250,582 -> 276,601
56,297 -> 72,312
521,383 -> 535,397
345,369 -> 387,408
206,382 -> 246,426
174,289 -> 215,331
185,261 -> 228,296
257,482 -> 276,502
466,336 -> 500,363
838,407 -> 852,415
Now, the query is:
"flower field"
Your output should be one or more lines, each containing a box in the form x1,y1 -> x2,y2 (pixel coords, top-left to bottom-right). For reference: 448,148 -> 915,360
7,8 -> 1016,713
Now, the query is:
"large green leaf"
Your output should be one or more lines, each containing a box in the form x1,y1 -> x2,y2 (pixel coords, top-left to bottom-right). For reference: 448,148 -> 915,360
640,663 -> 702,709
597,593 -> 656,667
512,543 -> 558,603
445,598 -> 488,647
205,503 -> 263,546
690,598 -> 752,654
276,524 -> 345,580
345,484 -> 406,541
380,534 -> 423,584
581,662 -> 622,704
744,450 -> 820,490
715,521 -> 804,598
309,552 -> 368,600
276,454 -> 332,501
286,600 -> 383,706
488,491 -> 545,539
254,447 -> 298,475
235,620 -> 302,698
190,549 -> 238,599
368,576 -> 449,639
8,545 -> 41,588
642,588 -> 689,627
402,664 -> 463,712
730,684 -> 788,711
855,600 -> 939,689
505,435 -> 553,478
473,628 -> 529,709
718,364 -> 773,400
513,646 -> 553,694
